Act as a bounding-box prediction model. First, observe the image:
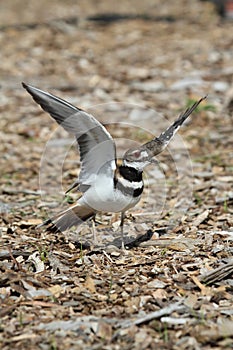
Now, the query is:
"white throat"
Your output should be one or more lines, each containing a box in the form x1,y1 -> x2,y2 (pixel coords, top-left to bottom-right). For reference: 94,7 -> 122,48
123,159 -> 150,171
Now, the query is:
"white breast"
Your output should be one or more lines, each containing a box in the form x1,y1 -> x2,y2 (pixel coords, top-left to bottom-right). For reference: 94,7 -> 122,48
82,174 -> 141,212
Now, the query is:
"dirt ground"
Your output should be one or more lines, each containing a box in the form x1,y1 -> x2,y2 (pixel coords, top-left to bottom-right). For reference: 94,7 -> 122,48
0,1 -> 233,349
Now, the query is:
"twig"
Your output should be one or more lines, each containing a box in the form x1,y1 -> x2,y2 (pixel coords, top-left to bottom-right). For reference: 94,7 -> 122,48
139,237 -> 200,250
2,188 -> 43,196
0,250 -> 31,259
117,302 -> 185,328
102,250 -> 114,263
8,247 -> 22,270
200,260 -> 233,285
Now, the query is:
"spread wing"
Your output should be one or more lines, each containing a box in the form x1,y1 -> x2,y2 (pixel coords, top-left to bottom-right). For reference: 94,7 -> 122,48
22,83 -> 116,191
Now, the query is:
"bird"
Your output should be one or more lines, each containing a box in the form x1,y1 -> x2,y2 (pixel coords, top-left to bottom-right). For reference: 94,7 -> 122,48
22,82 -> 206,248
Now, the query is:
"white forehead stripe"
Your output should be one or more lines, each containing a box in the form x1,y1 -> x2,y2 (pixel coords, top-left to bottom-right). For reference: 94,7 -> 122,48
123,159 -> 150,171
140,150 -> 149,158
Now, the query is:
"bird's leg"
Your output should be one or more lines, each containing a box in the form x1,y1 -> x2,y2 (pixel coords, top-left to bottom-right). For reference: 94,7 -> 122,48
120,212 -> 126,250
91,215 -> 98,245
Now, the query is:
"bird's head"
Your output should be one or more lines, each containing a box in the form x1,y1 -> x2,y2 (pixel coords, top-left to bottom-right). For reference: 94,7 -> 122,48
123,147 -> 156,171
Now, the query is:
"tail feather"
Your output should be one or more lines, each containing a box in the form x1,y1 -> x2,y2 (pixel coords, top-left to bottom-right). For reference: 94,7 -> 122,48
38,203 -> 96,233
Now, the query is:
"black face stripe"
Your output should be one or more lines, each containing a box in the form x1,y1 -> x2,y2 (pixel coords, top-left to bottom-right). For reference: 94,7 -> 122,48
114,178 -> 144,197
119,165 -> 142,182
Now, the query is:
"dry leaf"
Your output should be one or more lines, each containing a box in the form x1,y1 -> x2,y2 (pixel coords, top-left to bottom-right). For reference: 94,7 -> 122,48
48,285 -> 63,297
96,321 -> 112,340
84,276 -> 96,294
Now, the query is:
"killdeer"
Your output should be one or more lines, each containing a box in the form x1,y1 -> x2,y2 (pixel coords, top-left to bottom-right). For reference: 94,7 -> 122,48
22,82 -> 205,248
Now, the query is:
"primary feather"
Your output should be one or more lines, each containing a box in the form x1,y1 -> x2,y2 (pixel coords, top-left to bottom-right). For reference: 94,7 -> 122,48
22,82 -> 116,191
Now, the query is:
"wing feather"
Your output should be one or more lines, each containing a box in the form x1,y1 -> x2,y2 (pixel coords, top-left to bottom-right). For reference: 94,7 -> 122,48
142,96 -> 206,156
22,83 -> 116,189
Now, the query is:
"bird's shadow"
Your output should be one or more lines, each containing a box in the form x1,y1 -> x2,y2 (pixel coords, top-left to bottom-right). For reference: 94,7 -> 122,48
72,227 -> 168,252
